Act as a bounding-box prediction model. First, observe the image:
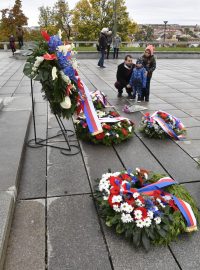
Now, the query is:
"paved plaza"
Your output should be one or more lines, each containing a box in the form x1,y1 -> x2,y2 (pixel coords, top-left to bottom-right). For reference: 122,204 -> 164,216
0,52 -> 200,269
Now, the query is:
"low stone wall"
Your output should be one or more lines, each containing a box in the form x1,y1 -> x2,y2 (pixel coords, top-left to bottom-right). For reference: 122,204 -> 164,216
76,51 -> 200,59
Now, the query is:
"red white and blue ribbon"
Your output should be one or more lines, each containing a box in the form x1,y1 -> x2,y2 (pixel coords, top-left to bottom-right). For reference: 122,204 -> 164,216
77,78 -> 103,135
99,116 -> 129,123
148,110 -> 186,140
124,177 -> 197,231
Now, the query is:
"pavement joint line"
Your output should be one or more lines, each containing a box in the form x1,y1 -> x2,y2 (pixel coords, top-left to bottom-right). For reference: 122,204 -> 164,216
167,245 -> 183,270
74,124 -> 115,270
45,100 -> 48,270
1,62 -> 24,90
18,192 -> 93,201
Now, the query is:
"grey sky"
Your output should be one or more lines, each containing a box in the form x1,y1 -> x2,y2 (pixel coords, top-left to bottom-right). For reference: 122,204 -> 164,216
0,0 -> 200,26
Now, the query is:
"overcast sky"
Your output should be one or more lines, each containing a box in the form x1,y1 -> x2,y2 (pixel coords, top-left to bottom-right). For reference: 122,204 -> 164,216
1,0 -> 200,26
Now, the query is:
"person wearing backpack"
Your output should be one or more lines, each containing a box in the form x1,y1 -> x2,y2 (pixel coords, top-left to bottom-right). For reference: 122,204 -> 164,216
127,59 -> 147,102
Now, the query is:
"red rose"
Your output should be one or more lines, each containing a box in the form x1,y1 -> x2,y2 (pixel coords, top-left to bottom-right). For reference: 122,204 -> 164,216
103,124 -> 111,130
110,186 -> 120,195
121,128 -> 128,136
110,111 -> 120,117
43,53 -> 57,60
109,176 -> 122,187
95,132 -> 105,140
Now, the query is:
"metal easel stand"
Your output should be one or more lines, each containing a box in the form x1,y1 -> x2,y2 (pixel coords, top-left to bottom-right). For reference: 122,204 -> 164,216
27,79 -> 80,156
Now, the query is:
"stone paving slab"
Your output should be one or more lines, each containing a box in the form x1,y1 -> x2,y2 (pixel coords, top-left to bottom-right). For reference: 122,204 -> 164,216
3,200 -> 45,270
47,154 -> 90,197
175,140 -> 200,158
186,127 -> 200,139
47,195 -> 112,270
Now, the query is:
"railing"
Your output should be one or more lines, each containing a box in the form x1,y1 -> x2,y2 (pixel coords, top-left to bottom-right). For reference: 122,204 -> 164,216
1,40 -> 200,50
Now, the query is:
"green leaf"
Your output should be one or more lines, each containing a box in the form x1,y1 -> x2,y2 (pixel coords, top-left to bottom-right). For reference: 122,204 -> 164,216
157,229 -> 167,238
116,223 -> 124,234
133,229 -> 142,247
142,232 -> 151,251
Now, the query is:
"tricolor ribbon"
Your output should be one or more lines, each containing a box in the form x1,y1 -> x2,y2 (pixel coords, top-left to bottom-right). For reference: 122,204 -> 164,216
77,78 -> 103,135
119,177 -> 197,232
147,110 -> 186,140
99,116 -> 129,123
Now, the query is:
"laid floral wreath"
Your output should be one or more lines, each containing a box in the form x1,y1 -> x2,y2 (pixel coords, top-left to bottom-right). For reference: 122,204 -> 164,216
90,90 -> 107,110
23,30 -> 80,119
140,111 -> 186,140
74,111 -> 134,146
95,168 -> 200,251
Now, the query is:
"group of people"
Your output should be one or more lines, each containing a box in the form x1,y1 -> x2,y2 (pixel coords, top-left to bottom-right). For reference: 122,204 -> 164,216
9,26 -> 24,55
98,27 -> 122,68
115,45 -> 156,102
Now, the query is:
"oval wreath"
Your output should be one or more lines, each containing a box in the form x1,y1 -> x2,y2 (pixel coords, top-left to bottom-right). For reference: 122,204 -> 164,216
140,111 -> 186,140
95,168 -> 199,251
75,111 -> 135,146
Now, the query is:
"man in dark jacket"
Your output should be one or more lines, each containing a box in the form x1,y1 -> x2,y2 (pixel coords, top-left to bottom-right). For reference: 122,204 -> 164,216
98,28 -> 108,68
114,55 -> 135,98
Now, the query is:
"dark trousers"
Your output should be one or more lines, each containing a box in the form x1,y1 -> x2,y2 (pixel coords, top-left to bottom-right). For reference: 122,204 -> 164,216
18,37 -> 23,49
115,81 -> 132,96
113,48 -> 119,59
98,49 -> 105,67
133,81 -> 143,98
142,76 -> 151,100
107,45 -> 111,59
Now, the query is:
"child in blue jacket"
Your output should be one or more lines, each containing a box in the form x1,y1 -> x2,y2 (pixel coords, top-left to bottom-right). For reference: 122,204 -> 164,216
127,59 -> 147,102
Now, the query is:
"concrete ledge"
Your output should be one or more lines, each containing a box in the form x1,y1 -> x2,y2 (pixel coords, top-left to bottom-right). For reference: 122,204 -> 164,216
0,193 -> 15,270
76,51 -> 200,59
0,99 -> 3,111
0,97 -> 32,268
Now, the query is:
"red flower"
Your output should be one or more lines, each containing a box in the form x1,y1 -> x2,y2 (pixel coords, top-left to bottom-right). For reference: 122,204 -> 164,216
168,200 -> 179,211
43,53 -> 57,60
75,69 -> 79,76
125,197 -> 135,205
121,128 -> 128,136
144,112 -> 150,117
95,132 -> 105,140
41,31 -> 50,41
109,176 -> 122,187
121,173 -> 132,181
103,124 -> 111,130
110,111 -> 120,117
82,123 -> 88,128
110,186 -> 120,195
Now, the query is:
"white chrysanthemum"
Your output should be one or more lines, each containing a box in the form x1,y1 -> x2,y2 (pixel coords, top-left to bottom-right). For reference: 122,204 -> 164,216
99,182 -> 110,192
116,134 -> 119,138
103,195 -> 109,201
135,219 -> 144,228
117,122 -> 122,127
135,199 -> 144,207
144,173 -> 148,180
112,172 -> 120,177
52,66 -> 58,80
120,202 -> 133,213
101,173 -> 112,180
147,210 -> 154,219
128,126 -> 132,132
143,217 -> 152,227
113,205 -> 121,212
133,192 -> 140,199
121,213 -> 133,223
154,216 -> 161,224
134,210 -> 142,219
105,133 -> 110,137
60,96 -> 71,109
136,168 -> 140,173
162,195 -> 172,201
112,195 -> 122,203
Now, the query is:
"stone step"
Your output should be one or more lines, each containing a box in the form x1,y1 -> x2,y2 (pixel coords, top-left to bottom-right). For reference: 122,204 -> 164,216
0,96 -> 31,269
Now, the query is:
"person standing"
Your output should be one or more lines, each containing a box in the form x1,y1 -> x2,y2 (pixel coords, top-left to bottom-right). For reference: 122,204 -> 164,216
127,59 -> 147,102
113,34 -> 121,59
106,31 -> 112,59
114,55 -> 135,98
16,26 -> 24,49
98,28 -> 108,68
138,45 -> 156,101
9,35 -> 16,55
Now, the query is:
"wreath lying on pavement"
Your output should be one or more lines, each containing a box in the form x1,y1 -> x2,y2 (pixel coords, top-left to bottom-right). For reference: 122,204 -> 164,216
75,111 -> 134,146
95,168 -> 199,251
23,30 -> 80,119
91,90 -> 107,110
140,111 -> 186,140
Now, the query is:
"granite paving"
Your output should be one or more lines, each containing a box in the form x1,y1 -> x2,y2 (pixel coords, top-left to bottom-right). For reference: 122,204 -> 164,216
2,54 -> 200,270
